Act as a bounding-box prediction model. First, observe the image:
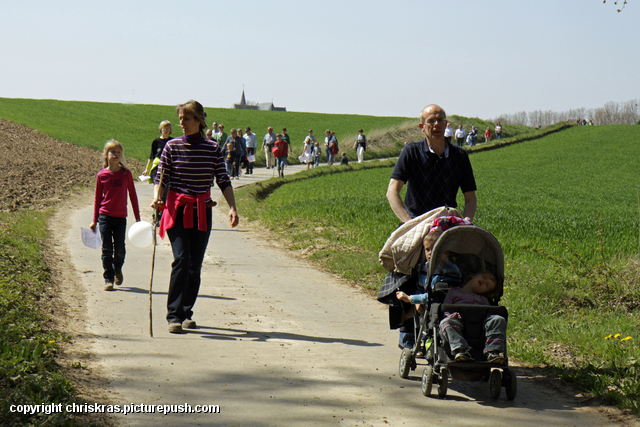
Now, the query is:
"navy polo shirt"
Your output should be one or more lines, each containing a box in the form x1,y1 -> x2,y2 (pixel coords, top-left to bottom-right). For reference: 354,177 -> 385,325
390,139 -> 476,217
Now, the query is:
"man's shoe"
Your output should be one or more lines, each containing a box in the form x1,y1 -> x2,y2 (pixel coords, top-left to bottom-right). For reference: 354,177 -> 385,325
168,321 -> 183,334
114,271 -> 123,286
104,281 -> 114,291
183,319 -> 196,329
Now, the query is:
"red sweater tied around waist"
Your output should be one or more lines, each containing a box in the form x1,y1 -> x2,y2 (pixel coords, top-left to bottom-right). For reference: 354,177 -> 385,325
158,189 -> 210,239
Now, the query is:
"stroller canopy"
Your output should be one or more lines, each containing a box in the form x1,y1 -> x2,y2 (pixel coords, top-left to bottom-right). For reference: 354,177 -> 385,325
429,225 -> 505,291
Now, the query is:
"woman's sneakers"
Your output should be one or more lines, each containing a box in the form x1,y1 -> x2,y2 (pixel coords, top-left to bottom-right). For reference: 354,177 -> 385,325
168,320 -> 183,334
115,271 -> 123,286
168,318 -> 196,333
104,280 -> 114,291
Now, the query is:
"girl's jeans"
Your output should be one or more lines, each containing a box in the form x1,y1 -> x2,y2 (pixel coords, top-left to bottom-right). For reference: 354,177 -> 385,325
440,314 -> 506,354
246,147 -> 256,173
98,214 -> 126,283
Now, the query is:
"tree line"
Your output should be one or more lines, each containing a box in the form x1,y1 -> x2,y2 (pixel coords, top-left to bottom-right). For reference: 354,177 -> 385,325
491,99 -> 639,128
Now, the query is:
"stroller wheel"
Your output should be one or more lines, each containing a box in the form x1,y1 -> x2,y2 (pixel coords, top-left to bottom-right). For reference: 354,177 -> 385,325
489,369 -> 502,399
398,348 -> 414,379
421,365 -> 434,397
437,367 -> 448,398
505,370 -> 517,400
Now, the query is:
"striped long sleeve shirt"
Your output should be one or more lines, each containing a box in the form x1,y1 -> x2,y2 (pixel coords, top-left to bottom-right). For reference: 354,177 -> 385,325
155,133 -> 231,196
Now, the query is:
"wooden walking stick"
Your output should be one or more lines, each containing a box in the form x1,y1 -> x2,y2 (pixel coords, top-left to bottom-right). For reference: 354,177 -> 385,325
149,167 -> 165,337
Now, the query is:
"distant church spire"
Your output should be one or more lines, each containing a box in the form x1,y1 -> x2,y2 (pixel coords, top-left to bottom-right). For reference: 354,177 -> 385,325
240,89 -> 246,106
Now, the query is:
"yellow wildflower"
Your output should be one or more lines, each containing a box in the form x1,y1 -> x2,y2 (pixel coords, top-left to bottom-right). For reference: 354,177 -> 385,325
614,333 -> 622,339
621,336 -> 633,342
605,334 -> 613,340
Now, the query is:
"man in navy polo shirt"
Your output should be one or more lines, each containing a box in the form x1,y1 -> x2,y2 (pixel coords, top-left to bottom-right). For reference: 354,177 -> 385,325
387,104 -> 477,223
386,104 -> 477,350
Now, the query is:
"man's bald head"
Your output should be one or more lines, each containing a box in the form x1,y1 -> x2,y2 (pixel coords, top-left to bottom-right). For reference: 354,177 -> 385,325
420,104 -> 446,124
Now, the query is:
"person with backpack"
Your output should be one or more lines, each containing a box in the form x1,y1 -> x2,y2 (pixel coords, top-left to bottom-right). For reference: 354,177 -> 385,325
331,131 -> 339,161
324,129 -> 337,165
353,129 -> 367,163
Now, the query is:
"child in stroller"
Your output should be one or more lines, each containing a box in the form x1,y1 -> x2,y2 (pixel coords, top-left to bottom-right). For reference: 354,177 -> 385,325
437,270 -> 506,364
399,270 -> 506,364
396,227 -> 461,352
395,224 -> 516,400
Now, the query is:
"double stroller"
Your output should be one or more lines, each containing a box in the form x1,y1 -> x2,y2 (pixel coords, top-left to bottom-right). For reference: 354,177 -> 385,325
379,214 -> 517,400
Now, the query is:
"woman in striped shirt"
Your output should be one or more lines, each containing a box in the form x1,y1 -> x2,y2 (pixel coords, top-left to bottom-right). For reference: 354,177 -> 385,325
152,100 -> 239,334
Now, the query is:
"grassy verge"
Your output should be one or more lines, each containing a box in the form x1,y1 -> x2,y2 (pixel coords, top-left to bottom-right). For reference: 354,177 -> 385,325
466,121 -> 575,153
234,124 -> 640,415
0,210 -> 86,426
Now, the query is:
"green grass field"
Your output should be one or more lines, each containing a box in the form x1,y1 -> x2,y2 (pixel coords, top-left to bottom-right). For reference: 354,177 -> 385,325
0,97 -> 537,168
0,97 -> 415,165
236,124 -> 640,414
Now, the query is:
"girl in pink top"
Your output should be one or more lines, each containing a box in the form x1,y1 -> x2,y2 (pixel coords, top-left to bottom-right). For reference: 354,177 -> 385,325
439,271 -> 507,364
90,140 -> 141,291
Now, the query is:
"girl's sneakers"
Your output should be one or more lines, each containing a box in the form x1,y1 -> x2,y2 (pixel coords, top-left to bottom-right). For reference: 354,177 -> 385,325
454,350 -> 474,362
486,351 -> 506,365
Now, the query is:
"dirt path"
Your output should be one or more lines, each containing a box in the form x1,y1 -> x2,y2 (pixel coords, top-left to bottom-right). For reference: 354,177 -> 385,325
48,164 -> 639,427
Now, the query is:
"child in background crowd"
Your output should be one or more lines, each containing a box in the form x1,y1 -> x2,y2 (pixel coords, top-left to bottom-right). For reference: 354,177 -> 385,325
340,152 -> 349,165
312,142 -> 321,167
144,120 -> 172,183
90,140 -> 141,291
484,127 -> 492,143
225,142 -> 236,178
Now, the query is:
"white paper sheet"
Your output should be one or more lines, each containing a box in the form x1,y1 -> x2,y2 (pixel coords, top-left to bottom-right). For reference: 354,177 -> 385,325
138,174 -> 151,182
81,227 -> 102,249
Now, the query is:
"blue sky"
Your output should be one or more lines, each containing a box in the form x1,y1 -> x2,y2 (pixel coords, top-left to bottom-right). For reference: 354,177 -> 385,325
2,0 -> 638,119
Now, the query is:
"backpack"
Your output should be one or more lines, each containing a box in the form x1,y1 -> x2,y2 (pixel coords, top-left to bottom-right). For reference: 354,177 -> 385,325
331,137 -> 339,155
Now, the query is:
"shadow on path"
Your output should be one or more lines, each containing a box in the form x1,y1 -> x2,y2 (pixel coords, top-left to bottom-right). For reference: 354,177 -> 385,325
190,325 -> 384,347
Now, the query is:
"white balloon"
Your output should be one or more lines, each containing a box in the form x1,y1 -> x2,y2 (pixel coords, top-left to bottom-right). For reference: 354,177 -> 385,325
128,221 -> 153,248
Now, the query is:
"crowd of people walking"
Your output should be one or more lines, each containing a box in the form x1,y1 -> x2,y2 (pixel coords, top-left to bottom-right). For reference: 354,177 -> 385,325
194,123 -> 368,177
445,122 -> 503,147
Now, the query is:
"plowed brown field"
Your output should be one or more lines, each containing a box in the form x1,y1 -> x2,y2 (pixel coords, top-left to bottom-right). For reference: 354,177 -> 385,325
0,118 -> 140,211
